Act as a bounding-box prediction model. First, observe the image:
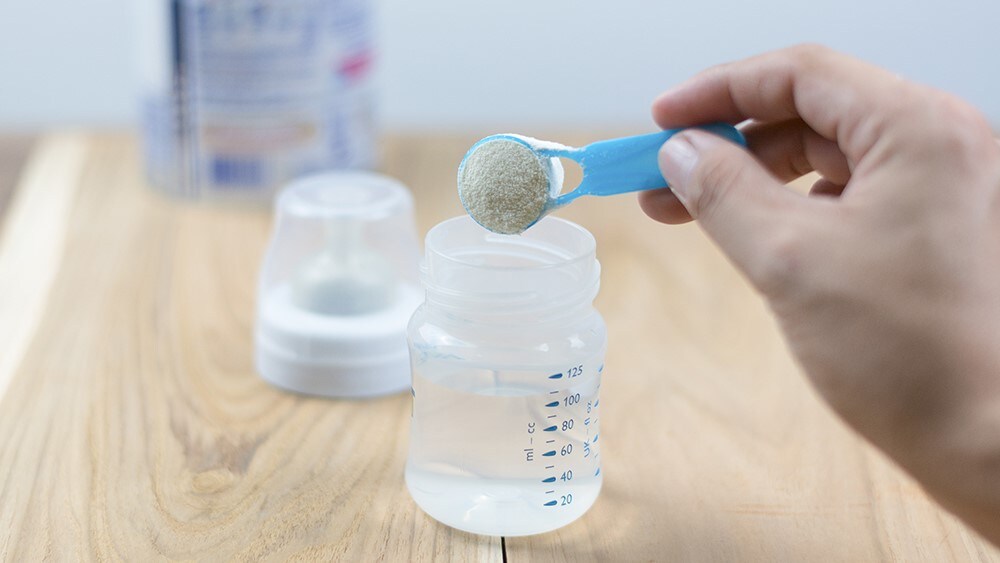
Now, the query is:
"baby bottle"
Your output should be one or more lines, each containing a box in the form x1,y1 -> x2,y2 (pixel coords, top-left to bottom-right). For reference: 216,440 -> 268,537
406,215 -> 606,536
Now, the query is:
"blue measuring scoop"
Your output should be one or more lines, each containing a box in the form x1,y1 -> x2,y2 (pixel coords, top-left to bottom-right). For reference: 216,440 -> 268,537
459,123 -> 745,233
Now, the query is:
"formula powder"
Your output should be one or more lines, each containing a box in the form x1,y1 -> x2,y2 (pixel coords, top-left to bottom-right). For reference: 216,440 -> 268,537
459,140 -> 550,235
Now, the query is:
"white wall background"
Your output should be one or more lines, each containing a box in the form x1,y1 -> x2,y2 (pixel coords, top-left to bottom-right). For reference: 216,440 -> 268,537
0,0 -> 997,130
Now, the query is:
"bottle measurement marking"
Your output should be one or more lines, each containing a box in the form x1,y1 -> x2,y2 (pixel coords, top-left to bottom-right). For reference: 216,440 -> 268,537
528,364 -> 603,511
544,494 -> 575,508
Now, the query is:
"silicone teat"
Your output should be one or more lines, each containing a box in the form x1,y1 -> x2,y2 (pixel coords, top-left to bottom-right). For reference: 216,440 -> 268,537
292,218 -> 396,315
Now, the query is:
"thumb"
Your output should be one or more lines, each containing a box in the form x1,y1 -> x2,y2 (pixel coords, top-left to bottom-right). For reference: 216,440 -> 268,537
659,129 -> 807,290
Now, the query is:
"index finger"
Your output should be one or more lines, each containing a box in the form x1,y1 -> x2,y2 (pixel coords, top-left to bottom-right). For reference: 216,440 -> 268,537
653,44 -> 914,161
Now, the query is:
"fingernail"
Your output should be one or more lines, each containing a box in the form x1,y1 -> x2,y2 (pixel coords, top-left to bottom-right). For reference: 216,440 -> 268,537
659,132 -> 700,208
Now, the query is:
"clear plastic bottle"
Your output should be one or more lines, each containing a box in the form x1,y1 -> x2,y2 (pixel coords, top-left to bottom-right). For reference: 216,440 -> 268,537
406,215 -> 606,536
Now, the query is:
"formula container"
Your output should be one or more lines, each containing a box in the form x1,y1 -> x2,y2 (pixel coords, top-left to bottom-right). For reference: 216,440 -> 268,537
406,216 -> 606,536
138,0 -> 376,202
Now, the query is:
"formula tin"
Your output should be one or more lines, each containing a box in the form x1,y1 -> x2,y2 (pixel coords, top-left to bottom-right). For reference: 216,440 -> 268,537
138,0 -> 376,202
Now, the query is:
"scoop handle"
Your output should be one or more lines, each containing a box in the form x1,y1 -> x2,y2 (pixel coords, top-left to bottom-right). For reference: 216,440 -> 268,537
555,123 -> 745,203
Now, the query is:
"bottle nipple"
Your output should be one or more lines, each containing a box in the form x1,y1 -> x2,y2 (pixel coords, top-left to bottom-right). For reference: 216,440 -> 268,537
291,219 -> 396,315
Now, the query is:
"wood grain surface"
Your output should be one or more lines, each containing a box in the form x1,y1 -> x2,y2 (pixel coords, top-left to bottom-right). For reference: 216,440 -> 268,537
0,135 -> 35,224
0,133 -> 997,562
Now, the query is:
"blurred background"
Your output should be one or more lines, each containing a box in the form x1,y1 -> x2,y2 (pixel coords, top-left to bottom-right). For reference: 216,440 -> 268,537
0,0 -> 997,132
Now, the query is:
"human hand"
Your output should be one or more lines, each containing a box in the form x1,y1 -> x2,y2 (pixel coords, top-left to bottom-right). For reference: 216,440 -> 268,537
640,45 -> 1000,544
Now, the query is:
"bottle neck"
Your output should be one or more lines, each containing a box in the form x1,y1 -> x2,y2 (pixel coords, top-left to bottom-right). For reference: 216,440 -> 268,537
422,280 -> 600,327
419,217 -> 601,328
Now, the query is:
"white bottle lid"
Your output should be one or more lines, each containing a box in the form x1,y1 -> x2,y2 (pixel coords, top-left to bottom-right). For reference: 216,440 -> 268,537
254,172 -> 422,398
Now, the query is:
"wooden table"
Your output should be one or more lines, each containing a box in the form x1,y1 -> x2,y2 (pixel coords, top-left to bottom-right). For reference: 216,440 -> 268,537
1,133 -> 997,561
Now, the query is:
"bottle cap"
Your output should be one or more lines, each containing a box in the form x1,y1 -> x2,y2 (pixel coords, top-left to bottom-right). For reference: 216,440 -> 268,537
255,172 -> 422,398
